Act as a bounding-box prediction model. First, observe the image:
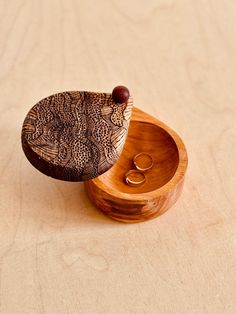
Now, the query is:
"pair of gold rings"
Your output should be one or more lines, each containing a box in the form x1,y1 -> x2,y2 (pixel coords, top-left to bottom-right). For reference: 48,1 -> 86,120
125,152 -> 153,187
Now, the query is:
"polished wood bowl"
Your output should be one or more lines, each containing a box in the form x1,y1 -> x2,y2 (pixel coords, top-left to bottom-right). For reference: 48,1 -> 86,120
85,107 -> 188,222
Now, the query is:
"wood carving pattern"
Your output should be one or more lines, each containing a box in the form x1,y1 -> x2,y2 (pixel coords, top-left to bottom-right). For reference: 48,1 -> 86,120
21,91 -> 133,181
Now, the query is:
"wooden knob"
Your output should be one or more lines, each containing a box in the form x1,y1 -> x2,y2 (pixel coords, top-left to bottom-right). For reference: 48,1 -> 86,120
112,86 -> 130,104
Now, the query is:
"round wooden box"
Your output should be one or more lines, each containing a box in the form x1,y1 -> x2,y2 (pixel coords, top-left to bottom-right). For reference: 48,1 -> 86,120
21,88 -> 187,223
85,107 -> 188,223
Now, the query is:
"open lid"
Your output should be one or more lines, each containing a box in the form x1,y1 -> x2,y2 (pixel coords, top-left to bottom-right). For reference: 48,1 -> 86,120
21,86 -> 133,181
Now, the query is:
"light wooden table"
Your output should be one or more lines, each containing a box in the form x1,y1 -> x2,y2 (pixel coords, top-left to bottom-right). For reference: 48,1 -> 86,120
0,1 -> 235,313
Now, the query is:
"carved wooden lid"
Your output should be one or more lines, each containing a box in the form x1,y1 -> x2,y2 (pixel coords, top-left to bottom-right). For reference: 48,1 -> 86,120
21,88 -> 133,181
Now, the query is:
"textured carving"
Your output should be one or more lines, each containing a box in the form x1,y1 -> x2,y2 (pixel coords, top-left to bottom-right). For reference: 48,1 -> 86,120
21,91 -> 133,181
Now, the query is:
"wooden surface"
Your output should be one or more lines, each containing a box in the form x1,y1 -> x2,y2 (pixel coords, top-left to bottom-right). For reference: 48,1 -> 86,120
0,1 -> 235,313
85,107 -> 188,222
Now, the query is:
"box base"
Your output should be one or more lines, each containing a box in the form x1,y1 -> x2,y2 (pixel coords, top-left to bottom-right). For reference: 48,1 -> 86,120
84,107 -> 188,223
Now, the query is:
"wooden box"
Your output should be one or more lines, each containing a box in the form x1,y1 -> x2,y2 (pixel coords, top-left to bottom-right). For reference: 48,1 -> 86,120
21,90 -> 188,223
85,107 -> 188,222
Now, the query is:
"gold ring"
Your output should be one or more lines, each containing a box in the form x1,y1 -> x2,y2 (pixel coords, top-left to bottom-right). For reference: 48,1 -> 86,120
125,170 -> 146,187
133,152 -> 153,172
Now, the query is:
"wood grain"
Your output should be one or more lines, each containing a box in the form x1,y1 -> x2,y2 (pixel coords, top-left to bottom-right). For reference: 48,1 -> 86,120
0,1 -> 236,313
85,107 -> 188,222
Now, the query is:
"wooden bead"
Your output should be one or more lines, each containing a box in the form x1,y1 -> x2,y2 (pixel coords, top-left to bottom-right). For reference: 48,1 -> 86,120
112,86 -> 130,104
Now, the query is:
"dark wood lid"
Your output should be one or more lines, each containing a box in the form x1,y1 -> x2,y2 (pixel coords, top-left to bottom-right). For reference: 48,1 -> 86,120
21,89 -> 133,181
